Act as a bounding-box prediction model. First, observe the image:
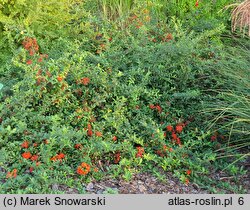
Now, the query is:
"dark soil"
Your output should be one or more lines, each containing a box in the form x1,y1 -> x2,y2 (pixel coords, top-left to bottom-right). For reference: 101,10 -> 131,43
57,167 -> 249,194
61,155 -> 249,194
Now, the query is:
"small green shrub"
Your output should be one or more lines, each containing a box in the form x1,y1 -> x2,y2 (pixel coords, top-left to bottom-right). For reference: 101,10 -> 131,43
0,1 -> 248,194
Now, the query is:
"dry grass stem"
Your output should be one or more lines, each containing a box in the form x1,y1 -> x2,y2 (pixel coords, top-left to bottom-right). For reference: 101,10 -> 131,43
231,0 -> 250,36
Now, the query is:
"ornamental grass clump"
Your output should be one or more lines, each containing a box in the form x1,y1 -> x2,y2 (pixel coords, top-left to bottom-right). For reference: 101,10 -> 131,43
231,0 -> 250,36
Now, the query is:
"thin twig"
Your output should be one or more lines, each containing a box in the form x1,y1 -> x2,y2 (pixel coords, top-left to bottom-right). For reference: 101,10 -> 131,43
219,175 -> 248,180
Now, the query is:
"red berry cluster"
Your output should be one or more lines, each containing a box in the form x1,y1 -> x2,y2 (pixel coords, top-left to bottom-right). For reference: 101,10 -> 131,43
149,104 -> 162,113
77,162 -> 91,175
155,145 -> 173,157
210,133 -> 225,141
50,153 -> 65,161
166,123 -> 186,146
114,151 -> 121,164
22,37 -> 39,56
136,146 -> 144,158
76,77 -> 90,86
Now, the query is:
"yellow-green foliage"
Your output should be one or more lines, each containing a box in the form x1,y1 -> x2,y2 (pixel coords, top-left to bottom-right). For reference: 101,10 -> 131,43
100,0 -> 135,20
0,0 -> 89,37
0,0 -> 91,80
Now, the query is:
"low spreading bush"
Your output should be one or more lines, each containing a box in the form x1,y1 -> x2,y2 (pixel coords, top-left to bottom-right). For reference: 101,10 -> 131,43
0,0 -> 249,194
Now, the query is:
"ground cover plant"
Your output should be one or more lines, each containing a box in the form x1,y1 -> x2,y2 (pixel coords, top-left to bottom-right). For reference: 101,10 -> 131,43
0,0 -> 249,193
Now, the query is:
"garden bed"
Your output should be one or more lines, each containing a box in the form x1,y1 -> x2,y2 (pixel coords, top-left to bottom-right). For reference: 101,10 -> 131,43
0,0 -> 249,194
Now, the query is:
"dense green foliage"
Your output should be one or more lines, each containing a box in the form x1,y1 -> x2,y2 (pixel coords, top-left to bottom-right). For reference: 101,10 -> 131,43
0,0 -> 249,193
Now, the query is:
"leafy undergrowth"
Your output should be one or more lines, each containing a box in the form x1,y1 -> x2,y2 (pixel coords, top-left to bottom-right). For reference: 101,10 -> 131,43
0,0 -> 249,194
0,29 -> 248,193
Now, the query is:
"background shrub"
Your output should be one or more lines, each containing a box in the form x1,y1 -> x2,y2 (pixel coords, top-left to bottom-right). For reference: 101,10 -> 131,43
0,0 -> 249,193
